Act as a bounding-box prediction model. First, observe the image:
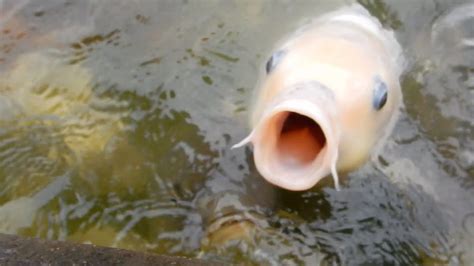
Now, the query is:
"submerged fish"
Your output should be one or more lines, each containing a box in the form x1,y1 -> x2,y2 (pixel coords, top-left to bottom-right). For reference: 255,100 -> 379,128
233,4 -> 405,191
0,51 -> 125,157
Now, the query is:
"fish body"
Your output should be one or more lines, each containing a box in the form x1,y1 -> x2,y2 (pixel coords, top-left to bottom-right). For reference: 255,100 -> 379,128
234,4 -> 405,191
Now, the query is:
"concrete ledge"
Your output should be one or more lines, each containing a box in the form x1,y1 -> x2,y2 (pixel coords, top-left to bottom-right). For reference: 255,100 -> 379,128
0,233 -> 221,266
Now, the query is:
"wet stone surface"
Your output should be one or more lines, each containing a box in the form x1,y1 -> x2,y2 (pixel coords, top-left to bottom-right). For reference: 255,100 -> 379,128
0,233 -> 221,266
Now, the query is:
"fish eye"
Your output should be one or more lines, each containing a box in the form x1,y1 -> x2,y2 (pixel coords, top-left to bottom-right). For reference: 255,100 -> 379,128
373,76 -> 388,110
266,50 -> 286,74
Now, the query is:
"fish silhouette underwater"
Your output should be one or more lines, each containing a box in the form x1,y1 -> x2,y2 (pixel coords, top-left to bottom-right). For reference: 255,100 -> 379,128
233,4 -> 405,191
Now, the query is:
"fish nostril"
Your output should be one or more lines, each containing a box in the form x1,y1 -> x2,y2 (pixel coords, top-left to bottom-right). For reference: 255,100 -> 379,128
276,112 -> 326,166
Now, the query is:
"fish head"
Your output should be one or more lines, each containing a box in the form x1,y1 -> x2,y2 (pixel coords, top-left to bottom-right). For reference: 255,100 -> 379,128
234,5 -> 403,191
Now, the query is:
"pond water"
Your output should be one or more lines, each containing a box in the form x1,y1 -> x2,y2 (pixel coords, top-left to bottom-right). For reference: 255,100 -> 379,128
0,0 -> 473,264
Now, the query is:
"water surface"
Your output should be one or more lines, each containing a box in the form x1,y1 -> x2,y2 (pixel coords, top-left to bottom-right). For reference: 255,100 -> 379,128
0,0 -> 473,264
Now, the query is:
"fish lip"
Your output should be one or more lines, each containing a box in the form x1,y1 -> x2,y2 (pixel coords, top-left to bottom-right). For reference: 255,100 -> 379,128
253,101 -> 338,191
251,97 -> 340,191
232,81 -> 341,191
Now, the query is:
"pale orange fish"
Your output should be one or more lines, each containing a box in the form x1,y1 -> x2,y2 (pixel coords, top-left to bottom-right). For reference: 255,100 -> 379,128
233,4 -> 405,191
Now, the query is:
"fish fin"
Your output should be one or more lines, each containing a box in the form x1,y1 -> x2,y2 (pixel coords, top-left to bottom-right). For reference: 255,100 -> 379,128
231,133 -> 253,149
331,150 -> 341,191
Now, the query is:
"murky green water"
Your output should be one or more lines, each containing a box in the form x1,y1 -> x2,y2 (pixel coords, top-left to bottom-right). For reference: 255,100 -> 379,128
0,0 -> 473,264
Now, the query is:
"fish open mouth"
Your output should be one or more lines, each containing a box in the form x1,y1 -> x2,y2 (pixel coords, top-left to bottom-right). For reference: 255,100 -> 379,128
232,81 -> 341,190
251,98 -> 340,190
252,106 -> 338,191
277,112 -> 327,167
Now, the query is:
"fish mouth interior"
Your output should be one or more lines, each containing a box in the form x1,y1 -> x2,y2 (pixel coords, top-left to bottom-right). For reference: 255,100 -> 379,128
276,112 -> 326,167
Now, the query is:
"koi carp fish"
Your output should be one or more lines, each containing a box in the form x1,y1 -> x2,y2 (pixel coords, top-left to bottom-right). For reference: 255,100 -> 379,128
233,4 -> 405,191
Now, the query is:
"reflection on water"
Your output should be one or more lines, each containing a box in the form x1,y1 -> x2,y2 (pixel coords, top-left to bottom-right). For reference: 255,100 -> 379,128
0,0 -> 473,264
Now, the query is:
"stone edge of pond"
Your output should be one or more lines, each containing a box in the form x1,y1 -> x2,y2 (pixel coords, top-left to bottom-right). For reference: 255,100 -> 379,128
0,233 -> 223,266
